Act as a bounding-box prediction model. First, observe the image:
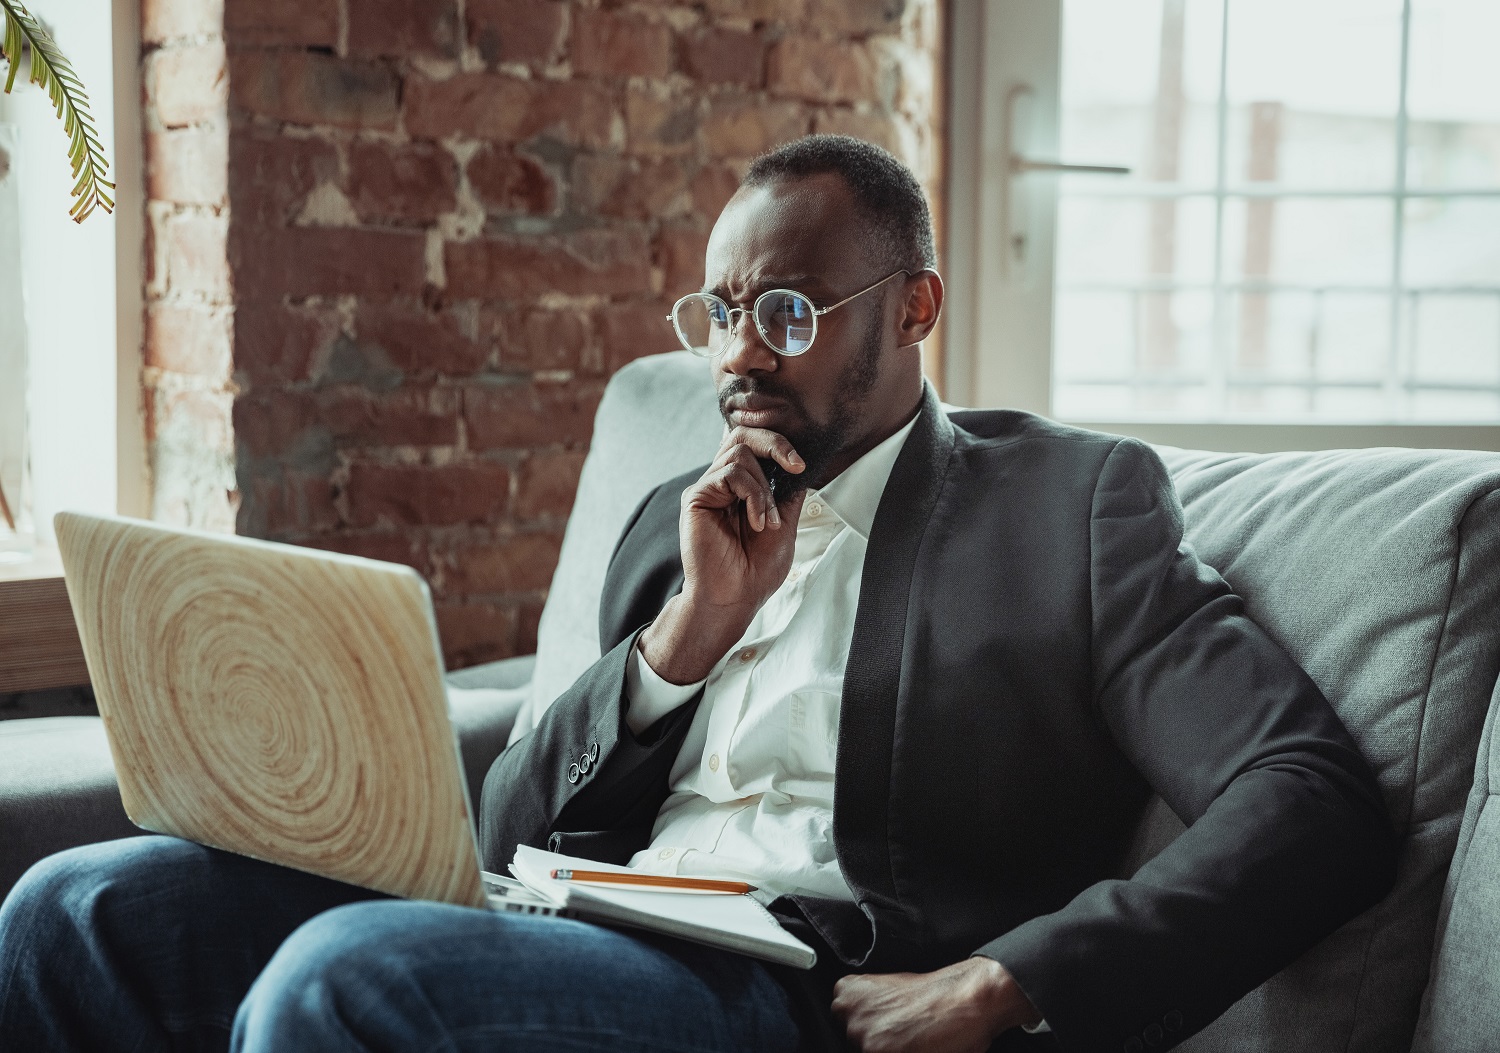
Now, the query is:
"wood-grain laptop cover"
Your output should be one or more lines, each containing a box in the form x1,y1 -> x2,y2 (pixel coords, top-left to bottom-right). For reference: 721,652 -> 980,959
54,512 -> 488,909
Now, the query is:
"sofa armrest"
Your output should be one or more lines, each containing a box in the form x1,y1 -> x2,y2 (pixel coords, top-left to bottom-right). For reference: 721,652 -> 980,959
445,654 -> 536,692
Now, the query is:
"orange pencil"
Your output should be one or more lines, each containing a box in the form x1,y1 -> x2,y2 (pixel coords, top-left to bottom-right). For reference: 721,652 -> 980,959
550,869 -> 756,895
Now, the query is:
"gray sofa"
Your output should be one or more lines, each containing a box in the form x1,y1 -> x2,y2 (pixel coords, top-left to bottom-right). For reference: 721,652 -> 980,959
2,350 -> 1497,1052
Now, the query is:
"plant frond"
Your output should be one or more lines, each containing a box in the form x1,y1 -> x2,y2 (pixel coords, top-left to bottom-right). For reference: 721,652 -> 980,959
0,0 -> 115,223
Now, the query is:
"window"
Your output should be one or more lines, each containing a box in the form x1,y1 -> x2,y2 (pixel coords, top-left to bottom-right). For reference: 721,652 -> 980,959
946,0 -> 1500,450
0,0 -> 145,561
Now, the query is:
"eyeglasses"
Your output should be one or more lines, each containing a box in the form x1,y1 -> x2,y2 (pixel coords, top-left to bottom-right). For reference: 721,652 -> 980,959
666,269 -> 908,358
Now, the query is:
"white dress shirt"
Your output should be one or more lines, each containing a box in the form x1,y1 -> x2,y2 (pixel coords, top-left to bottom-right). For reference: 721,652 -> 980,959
621,413 -> 920,901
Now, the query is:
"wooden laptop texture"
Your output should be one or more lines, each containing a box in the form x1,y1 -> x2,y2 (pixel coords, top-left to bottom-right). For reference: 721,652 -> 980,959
54,512 -> 489,909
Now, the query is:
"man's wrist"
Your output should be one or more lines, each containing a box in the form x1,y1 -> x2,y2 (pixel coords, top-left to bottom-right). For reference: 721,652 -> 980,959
968,956 -> 1044,1035
638,593 -> 752,685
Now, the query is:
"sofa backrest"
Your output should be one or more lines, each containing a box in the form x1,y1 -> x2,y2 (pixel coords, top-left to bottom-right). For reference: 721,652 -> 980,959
518,351 -> 1500,1053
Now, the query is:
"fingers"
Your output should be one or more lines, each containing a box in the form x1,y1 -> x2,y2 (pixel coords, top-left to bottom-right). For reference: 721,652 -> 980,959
715,425 -> 806,476
687,461 -> 779,532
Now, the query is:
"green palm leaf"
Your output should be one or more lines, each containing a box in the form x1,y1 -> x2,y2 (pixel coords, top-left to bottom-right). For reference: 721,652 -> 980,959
0,0 -> 114,222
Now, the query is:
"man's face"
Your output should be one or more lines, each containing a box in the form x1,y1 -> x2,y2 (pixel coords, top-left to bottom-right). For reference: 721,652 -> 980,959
702,173 -> 899,491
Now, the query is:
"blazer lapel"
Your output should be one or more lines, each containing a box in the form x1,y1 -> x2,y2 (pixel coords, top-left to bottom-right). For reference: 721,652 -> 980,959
827,381 -> 956,965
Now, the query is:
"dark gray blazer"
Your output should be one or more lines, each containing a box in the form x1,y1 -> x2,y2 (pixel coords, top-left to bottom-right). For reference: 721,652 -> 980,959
480,385 -> 1396,1052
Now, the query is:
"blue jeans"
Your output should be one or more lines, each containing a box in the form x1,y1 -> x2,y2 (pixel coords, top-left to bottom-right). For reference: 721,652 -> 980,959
0,836 -> 802,1053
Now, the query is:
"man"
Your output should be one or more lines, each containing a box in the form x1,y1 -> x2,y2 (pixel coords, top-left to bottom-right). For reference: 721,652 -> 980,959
0,136 -> 1393,1052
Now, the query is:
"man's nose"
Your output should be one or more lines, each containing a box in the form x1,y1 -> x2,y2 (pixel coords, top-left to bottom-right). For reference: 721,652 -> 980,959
718,310 -> 778,376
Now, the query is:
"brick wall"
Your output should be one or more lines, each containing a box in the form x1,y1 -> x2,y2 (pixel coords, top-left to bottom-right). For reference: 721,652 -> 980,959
143,0 -> 944,670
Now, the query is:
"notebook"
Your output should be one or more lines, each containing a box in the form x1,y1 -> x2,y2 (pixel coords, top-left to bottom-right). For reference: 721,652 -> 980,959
509,846 -> 817,970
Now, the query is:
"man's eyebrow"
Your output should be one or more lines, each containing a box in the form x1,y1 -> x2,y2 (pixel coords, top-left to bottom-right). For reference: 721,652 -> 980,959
701,276 -> 824,299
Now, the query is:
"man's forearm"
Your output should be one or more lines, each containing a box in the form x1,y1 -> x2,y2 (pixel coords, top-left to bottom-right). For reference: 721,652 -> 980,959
637,592 -> 754,685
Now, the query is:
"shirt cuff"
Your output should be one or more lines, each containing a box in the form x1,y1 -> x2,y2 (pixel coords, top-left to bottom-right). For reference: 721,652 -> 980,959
624,639 -> 706,735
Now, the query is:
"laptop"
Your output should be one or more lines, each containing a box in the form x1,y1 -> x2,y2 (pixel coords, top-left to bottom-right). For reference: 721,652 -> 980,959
54,511 -> 552,915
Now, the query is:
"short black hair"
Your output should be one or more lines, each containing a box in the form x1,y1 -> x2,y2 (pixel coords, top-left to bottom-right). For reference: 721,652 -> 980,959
741,134 -> 937,274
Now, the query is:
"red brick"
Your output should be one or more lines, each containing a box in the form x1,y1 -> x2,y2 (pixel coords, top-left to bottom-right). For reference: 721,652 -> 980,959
147,127 -> 228,206
404,74 -> 614,148
466,146 -> 557,216
346,141 -> 458,225
318,386 -> 462,447
166,213 -> 231,297
467,0 -> 566,68
232,392 -> 325,461
573,9 -> 672,80
570,155 -> 690,220
516,450 -> 585,521
767,37 -> 880,105
443,531 -> 564,593
487,307 -> 588,372
303,531 -> 430,573
702,97 -> 807,158
231,227 -> 427,298
596,299 -> 680,372
445,227 -> 653,300
228,133 -> 340,227
229,51 -> 399,131
655,225 -> 710,299
242,468 -> 340,538
811,108 -> 903,155
691,163 -> 741,218
462,381 -> 602,450
148,42 -> 228,128
146,303 -> 233,379
142,0 -> 223,45
517,600 -> 544,654
354,300 -> 487,375
678,27 -> 762,87
625,85 -> 699,156
345,462 -> 510,527
436,602 -> 520,669
224,0 -> 338,46
234,300 -> 343,388
704,0 -> 806,18
348,0 -> 460,59
807,0 -> 904,34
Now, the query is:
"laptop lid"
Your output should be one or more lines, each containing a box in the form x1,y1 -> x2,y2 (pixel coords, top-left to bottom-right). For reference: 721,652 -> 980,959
54,511 -> 488,909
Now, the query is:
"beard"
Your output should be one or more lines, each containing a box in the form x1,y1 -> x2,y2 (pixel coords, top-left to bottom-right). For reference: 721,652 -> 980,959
717,306 -> 884,501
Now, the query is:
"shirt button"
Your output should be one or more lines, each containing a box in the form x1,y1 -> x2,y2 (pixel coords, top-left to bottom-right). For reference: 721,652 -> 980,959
708,753 -> 720,772
739,647 -> 757,663
658,847 -> 675,860
807,501 -> 823,518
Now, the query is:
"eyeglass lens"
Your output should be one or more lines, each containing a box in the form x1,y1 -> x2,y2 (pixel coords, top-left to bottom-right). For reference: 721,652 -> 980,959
672,292 -> 817,357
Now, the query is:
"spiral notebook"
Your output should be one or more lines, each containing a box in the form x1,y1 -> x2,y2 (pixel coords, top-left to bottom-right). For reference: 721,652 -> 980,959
508,846 -> 817,970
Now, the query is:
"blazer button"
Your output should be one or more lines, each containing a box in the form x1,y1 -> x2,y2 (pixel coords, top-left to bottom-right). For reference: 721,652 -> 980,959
548,832 -> 562,851
587,741 -> 599,762
1163,1011 -> 1183,1033
1144,1023 -> 1164,1046
578,752 -> 592,775
567,762 -> 580,784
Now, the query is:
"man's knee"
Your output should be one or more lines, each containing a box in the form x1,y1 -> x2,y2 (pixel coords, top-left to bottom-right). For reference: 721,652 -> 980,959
0,836 -> 194,945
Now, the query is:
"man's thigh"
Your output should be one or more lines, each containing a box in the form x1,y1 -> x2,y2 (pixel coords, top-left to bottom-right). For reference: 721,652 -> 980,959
237,900 -> 803,1053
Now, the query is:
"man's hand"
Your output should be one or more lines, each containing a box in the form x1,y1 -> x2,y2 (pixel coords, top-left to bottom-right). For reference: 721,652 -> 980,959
832,957 -> 1042,1053
638,426 -> 805,685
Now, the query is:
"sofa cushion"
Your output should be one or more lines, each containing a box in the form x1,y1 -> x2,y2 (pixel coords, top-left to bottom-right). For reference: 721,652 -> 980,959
1412,679 -> 1500,1052
1142,450 -> 1500,1052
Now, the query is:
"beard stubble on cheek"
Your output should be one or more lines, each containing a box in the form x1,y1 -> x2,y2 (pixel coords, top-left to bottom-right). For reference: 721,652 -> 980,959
717,304 -> 885,499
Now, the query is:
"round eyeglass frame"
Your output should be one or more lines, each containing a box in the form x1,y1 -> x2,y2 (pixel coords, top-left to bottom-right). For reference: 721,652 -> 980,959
665,269 -> 909,359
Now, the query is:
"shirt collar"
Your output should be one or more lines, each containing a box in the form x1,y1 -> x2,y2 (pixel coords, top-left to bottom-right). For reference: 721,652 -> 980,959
806,405 -> 921,541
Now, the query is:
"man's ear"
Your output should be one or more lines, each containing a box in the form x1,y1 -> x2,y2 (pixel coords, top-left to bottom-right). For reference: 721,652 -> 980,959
895,270 -> 944,349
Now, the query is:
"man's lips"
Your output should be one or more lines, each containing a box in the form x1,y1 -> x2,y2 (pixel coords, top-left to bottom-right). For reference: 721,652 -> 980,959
725,395 -> 790,428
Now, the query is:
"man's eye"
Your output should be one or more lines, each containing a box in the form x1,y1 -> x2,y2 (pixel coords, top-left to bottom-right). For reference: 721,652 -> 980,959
708,303 -> 729,326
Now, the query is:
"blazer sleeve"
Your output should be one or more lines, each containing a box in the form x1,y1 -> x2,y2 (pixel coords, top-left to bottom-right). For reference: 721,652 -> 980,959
975,438 -> 1397,1052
